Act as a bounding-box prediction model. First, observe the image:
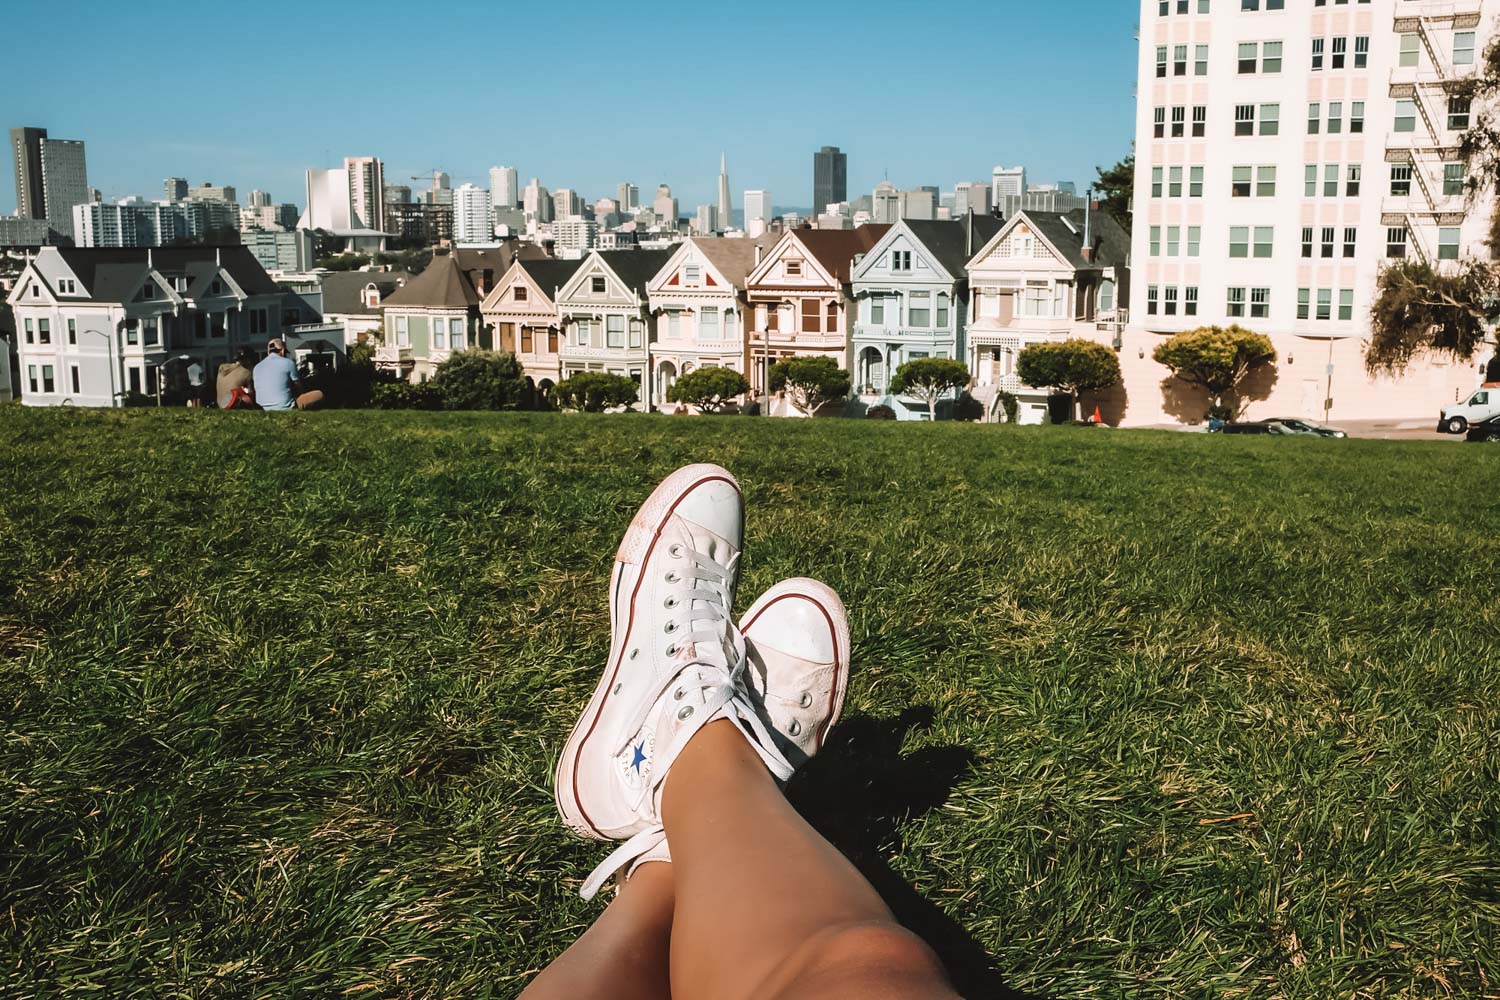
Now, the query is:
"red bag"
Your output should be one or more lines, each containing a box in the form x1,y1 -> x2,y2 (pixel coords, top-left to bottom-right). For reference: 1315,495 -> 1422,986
225,386 -> 254,410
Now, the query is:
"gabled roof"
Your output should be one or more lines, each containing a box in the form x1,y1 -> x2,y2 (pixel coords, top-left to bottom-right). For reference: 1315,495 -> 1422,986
1010,209 -> 1129,271
790,224 -> 891,284
902,216 -> 1005,278
686,236 -> 778,288
593,249 -> 675,297
319,270 -> 413,315
43,246 -> 281,303
515,257 -> 586,300
382,254 -> 479,309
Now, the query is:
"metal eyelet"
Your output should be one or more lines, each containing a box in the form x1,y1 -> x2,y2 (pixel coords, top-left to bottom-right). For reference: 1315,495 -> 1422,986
668,544 -> 685,559
673,688 -> 685,701
664,622 -> 677,635
665,644 -> 678,657
788,720 -> 802,736
629,649 -> 639,660
665,571 -> 680,584
664,597 -> 678,609
678,706 -> 694,720
799,692 -> 813,708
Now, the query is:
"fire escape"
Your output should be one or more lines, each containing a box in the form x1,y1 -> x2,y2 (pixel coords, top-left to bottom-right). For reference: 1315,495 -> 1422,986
1384,3 -> 1482,265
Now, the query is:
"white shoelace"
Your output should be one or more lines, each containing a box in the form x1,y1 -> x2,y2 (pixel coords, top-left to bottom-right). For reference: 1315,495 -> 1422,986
579,545 -> 794,900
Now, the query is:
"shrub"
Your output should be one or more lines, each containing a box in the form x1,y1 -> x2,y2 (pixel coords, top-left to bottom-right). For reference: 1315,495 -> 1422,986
866,404 -> 897,420
768,356 -> 851,415
430,350 -> 528,411
953,392 -> 984,422
553,372 -> 639,412
370,380 -> 443,410
1152,325 -> 1276,420
996,391 -> 1020,425
1017,339 -> 1121,423
666,366 -> 750,413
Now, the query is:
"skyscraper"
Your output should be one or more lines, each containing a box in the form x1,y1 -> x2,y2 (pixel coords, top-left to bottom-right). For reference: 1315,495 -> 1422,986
717,154 -> 733,231
813,146 -> 847,215
991,166 -> 1026,206
490,166 -> 519,209
344,156 -> 385,230
523,178 -> 553,223
11,127 -> 89,241
247,190 -> 271,209
164,177 -> 188,203
618,182 -> 640,212
744,190 -> 772,226
653,184 -> 679,225
452,183 -> 493,243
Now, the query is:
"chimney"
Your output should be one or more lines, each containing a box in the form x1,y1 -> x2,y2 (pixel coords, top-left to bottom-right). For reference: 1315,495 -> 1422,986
1080,198 -> 1094,263
754,244 -> 764,266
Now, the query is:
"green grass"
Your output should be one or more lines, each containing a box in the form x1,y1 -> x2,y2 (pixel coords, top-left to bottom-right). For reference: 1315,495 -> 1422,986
1,408 -> 1497,999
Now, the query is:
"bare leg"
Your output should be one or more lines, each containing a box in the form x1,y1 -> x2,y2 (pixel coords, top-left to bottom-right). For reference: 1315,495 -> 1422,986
664,721 -> 960,1000
519,862 -> 674,1000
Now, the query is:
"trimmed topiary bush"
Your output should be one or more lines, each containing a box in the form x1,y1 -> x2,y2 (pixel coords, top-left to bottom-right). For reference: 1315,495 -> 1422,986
866,404 -> 897,420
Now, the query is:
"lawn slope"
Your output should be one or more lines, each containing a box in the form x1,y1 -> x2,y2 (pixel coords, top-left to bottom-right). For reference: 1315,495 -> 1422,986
1,409 -> 1497,998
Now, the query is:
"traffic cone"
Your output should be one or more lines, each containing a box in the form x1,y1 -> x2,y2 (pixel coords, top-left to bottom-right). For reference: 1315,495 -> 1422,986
1092,405 -> 1103,424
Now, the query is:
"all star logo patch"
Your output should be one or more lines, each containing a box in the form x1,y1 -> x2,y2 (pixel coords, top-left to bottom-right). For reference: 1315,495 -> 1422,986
618,730 -> 655,787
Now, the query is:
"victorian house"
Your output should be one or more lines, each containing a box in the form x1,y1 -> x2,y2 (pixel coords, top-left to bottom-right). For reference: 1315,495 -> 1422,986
743,224 -> 889,414
7,245 -> 324,406
849,215 -> 1003,419
555,249 -> 674,410
480,257 -> 585,396
645,236 -> 773,405
964,208 -> 1130,424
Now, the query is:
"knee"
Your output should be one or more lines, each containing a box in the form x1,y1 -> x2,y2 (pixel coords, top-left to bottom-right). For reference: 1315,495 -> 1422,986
793,920 -> 949,984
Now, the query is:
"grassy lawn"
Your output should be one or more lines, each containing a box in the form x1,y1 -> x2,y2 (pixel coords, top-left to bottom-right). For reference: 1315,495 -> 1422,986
2,408 -> 1497,999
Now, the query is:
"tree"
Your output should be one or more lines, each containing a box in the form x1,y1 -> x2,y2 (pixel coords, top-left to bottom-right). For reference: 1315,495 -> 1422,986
1016,339 -> 1122,422
887,357 -> 970,421
768,356 -> 851,416
1364,39 -> 1500,373
430,349 -> 528,410
666,366 -> 750,413
1093,153 -> 1134,232
1152,325 -> 1276,420
553,371 -> 639,412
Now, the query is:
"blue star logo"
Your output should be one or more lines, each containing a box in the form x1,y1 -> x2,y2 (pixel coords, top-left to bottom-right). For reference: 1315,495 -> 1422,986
629,741 -> 648,772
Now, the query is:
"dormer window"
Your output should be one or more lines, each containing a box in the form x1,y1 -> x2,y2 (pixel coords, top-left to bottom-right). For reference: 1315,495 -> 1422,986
363,285 -> 379,308
142,282 -> 156,299
31,284 -> 40,298
591,277 -> 606,293
58,278 -> 77,295
684,265 -> 701,285
786,260 -> 802,277
514,286 -> 529,301
210,279 -> 223,296
175,277 -> 188,293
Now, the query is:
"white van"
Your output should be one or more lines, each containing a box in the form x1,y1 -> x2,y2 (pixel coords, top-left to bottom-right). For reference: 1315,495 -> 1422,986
1439,384 -> 1500,434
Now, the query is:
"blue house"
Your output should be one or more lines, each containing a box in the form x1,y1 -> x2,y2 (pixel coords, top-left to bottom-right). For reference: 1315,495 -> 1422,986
849,214 -> 1003,419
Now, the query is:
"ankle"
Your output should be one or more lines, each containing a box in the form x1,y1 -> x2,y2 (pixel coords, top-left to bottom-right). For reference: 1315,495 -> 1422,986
660,719 -> 775,826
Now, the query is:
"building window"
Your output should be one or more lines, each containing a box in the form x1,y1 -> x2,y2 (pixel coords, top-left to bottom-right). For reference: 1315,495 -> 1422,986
1386,227 -> 1408,258
1257,165 -> 1277,196
1156,45 -> 1168,77
1187,226 -> 1201,256
591,277 -> 606,293
1394,99 -> 1415,132
1343,228 -> 1357,258
1305,164 -> 1318,196
38,318 -> 50,344
1238,41 -> 1258,74
1311,37 -> 1324,70
1321,226 -> 1336,258
1167,226 -> 1181,256
1154,108 -> 1166,139
1174,44 -> 1188,75
1259,103 -> 1279,135
1230,226 -> 1249,258
1301,227 -> 1314,258
1448,96 -> 1471,130
1235,104 -> 1255,136
1391,163 -> 1411,196
1227,287 -> 1246,318
909,291 -> 931,327
1192,105 -> 1207,137
801,299 -> 820,333
1308,102 -> 1320,134
1444,162 -> 1466,196
1190,166 -> 1204,197
1328,101 -> 1343,134
1250,287 -> 1269,319
607,315 -> 625,347
42,365 -> 55,393
1232,166 -> 1252,197
1150,226 -> 1161,256
1195,44 -> 1209,75
1262,41 -> 1282,73
1455,31 -> 1476,66
1325,164 -> 1340,197
1331,36 -> 1346,69
1346,165 -> 1361,196
1146,285 -> 1159,316
1185,286 -> 1198,316
1354,36 -> 1369,69
1351,101 -> 1365,133
1297,288 -> 1310,320
1171,106 -> 1186,138
1438,227 -> 1461,260
1399,33 -> 1419,67
1316,289 -> 1332,321
1254,227 -> 1273,258
574,320 -> 588,347
1338,289 -> 1354,321
1169,166 -> 1183,196
1164,286 -> 1179,316
27,365 -> 37,393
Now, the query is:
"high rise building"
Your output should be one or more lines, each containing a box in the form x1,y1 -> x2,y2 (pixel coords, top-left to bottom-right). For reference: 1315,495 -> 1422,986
523,178 -> 553,223
452,183 -> 493,243
813,146 -> 847,215
717,154 -> 733,230
871,181 -> 899,224
164,177 -> 188,203
11,128 -> 89,241
247,190 -> 271,209
384,184 -> 412,206
954,181 -> 992,216
617,182 -> 639,212
897,188 -> 936,221
991,165 -> 1026,205
553,188 -> 583,219
694,204 -> 718,234
490,165 -> 519,209
652,184 -> 679,225
189,182 -> 237,205
1128,0 -> 1493,423
744,190 -> 772,227
343,157 -> 385,229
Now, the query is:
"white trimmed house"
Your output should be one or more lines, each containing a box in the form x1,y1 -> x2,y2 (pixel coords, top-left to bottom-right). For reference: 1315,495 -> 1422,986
849,215 -> 1002,419
479,256 -> 584,396
555,249 -> 674,410
645,236 -> 770,404
964,208 -> 1130,423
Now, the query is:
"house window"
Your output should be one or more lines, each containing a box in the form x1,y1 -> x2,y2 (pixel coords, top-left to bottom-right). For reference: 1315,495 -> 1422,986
908,291 -> 931,327
1250,287 -> 1270,319
870,296 -> 885,323
23,319 -> 32,343
67,318 -> 76,344
701,309 -> 720,339
514,286 -> 528,301
520,326 -> 533,352
591,277 -> 606,293
450,317 -> 466,351
144,318 -> 159,345
128,367 -> 141,394
396,316 -> 409,346
146,365 -> 158,396
1024,283 -> 1049,316
1098,280 -> 1115,312
826,300 -> 838,330
38,318 -> 50,344
607,315 -> 625,348
142,282 -> 155,300
935,295 -> 950,329
1438,227 -> 1460,260
574,320 -> 588,347
684,265 -> 701,285
801,299 -> 820,333
629,319 -> 643,348
891,250 -> 911,271
1227,287 -> 1246,318
433,317 -> 448,350
70,364 -> 81,394
1230,226 -> 1249,258
785,260 -> 802,277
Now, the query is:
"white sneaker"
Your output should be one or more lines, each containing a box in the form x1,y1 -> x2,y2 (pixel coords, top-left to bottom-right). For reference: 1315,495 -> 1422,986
615,578 -> 852,887
553,464 -> 792,899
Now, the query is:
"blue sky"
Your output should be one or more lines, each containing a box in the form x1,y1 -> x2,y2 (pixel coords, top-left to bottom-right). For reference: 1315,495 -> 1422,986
3,0 -> 1138,214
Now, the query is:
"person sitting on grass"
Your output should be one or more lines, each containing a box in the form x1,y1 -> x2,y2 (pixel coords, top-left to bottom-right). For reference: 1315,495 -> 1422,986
253,339 -> 324,411
216,349 -> 260,409
525,463 -> 963,1000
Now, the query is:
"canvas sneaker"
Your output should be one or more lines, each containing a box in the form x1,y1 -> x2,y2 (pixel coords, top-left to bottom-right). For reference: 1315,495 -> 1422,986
614,577 -> 852,886
553,464 -> 793,899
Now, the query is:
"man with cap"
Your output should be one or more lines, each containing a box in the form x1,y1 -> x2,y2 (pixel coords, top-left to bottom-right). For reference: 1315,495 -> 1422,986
217,349 -> 260,409
253,339 -> 324,411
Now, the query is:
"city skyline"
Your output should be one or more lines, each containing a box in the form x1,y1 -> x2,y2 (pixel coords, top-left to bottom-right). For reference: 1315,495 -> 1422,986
1,0 -> 1137,216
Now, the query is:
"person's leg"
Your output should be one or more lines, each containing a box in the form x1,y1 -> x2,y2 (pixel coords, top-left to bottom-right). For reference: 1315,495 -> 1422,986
295,389 -> 325,410
518,861 -> 674,1000
664,721 -> 959,1000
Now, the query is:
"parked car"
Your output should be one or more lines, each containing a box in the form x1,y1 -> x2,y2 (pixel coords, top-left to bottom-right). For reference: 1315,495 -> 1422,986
1268,417 -> 1348,438
1220,420 -> 1285,435
1465,415 -> 1500,443
1438,384 -> 1500,434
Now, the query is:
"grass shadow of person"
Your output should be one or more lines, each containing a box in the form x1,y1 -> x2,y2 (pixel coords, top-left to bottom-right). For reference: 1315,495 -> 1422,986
785,706 -> 1045,1000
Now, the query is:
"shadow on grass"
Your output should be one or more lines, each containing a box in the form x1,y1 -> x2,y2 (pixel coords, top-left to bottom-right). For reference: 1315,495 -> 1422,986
787,707 -> 1042,1000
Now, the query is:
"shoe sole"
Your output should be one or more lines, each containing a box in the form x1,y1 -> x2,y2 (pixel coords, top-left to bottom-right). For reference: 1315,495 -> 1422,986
740,578 -> 851,754
554,464 -> 741,841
